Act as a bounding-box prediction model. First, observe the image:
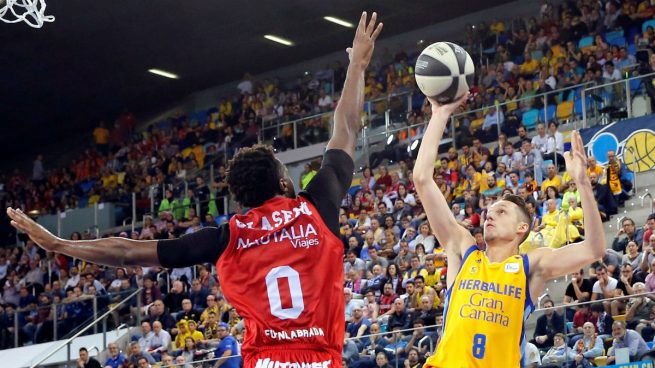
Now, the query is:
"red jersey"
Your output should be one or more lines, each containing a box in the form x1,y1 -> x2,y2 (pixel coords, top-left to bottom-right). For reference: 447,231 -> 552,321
216,195 -> 344,362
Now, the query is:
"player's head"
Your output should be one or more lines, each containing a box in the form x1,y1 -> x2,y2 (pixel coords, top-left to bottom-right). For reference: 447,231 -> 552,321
484,194 -> 531,247
226,144 -> 295,207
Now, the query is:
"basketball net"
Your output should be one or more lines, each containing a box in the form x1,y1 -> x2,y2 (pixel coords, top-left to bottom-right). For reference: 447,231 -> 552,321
0,0 -> 54,28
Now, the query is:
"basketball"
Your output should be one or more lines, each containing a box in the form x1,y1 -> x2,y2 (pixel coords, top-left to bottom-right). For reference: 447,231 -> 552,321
622,130 -> 655,172
414,41 -> 475,104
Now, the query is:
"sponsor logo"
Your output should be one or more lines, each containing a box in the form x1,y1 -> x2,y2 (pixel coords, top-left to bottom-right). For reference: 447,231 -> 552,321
254,358 -> 332,368
415,60 -> 429,69
264,327 -> 325,341
469,265 -> 478,274
504,263 -> 520,273
235,201 -> 320,250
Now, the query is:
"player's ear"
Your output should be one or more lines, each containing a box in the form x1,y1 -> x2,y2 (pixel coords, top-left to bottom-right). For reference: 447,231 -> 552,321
517,221 -> 529,237
279,178 -> 288,194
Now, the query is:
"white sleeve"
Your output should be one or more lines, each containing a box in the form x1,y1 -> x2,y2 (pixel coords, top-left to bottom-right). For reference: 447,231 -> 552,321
592,281 -> 601,294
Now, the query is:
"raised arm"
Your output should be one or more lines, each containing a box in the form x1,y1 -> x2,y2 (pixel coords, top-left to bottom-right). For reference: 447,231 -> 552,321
326,11 -> 383,159
412,96 -> 473,286
531,131 -> 606,280
7,208 -> 159,267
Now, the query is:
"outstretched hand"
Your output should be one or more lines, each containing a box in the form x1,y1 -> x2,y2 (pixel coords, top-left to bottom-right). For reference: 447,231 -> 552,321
427,93 -> 469,118
563,130 -> 588,183
346,12 -> 383,69
6,207 -> 59,252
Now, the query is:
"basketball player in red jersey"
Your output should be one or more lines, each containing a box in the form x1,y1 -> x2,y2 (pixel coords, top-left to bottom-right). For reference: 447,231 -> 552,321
7,12 -> 383,368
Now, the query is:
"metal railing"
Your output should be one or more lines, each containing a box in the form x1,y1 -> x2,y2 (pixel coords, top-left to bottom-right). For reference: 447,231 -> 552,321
10,288 -> 133,348
641,190 -> 654,214
28,288 -> 142,368
106,290 -> 655,367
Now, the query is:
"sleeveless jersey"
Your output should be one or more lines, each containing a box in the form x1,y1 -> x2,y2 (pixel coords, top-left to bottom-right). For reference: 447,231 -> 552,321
425,245 -> 534,368
216,196 -> 344,361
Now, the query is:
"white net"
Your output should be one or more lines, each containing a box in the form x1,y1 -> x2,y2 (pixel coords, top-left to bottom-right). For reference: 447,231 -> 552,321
0,0 -> 54,28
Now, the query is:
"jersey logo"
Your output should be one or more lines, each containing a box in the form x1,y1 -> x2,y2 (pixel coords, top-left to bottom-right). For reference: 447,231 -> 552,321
469,265 -> 479,274
504,263 -> 520,273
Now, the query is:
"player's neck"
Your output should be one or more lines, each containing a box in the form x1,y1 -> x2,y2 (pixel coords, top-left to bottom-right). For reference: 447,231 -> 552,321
484,242 -> 518,263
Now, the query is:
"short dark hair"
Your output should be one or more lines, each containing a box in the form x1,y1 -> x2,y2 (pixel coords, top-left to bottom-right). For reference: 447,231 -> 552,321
414,275 -> 425,283
622,217 -> 635,226
226,144 -> 284,207
79,347 -> 88,353
501,194 -> 532,244
591,303 -> 604,313
648,213 -> 655,222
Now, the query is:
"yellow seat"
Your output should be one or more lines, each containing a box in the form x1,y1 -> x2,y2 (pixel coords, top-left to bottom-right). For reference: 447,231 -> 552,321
556,101 -> 574,121
613,314 -> 627,322
593,356 -> 608,366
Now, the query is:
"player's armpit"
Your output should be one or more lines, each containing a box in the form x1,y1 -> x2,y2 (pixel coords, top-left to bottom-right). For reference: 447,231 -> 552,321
530,240 -> 604,281
414,177 -> 474,258
158,226 -> 227,268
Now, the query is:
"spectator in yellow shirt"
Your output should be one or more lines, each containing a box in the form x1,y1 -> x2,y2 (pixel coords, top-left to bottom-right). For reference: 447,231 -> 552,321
93,121 -> 110,154
464,164 -> 484,193
587,156 -> 604,182
185,320 -> 204,343
520,52 -> 540,76
541,163 -> 562,196
174,320 -> 191,350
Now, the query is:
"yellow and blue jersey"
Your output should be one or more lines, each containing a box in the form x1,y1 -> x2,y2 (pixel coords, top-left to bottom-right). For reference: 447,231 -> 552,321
425,245 -> 535,368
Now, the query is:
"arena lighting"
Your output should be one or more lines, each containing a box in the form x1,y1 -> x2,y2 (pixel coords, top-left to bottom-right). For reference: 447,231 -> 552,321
148,68 -> 179,79
264,34 -> 294,46
386,135 -> 394,145
323,16 -> 354,28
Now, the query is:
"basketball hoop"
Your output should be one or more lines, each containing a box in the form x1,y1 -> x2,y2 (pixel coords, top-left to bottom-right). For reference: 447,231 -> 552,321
0,0 -> 54,28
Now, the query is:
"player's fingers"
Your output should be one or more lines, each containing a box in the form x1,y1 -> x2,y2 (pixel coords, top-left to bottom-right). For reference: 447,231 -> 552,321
576,131 -> 586,156
357,11 -> 367,32
366,12 -> 377,36
459,92 -> 470,104
346,47 -> 352,54
371,22 -> 384,42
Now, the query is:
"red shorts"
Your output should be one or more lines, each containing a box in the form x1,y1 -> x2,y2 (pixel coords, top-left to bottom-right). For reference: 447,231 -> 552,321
244,348 -> 341,368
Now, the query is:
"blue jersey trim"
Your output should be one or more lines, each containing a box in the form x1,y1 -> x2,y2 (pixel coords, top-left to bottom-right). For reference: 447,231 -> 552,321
519,253 -> 535,367
522,253 -> 535,312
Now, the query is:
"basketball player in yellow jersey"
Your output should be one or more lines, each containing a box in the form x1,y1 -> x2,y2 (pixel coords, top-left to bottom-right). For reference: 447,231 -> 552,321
413,95 -> 606,368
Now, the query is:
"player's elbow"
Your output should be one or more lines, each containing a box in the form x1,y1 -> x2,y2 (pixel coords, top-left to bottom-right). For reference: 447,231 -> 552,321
412,171 -> 431,186
589,243 -> 606,260
594,247 -> 606,259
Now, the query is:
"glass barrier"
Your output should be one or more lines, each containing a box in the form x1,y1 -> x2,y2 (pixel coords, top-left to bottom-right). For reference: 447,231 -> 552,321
258,111 -> 334,152
11,288 -> 141,350
23,288 -> 655,368
450,82 -> 593,149
582,71 -> 655,129
89,289 -> 655,367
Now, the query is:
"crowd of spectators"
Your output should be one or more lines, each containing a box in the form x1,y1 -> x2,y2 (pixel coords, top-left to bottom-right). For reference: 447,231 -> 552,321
3,0 -> 655,239
2,1 -> 655,367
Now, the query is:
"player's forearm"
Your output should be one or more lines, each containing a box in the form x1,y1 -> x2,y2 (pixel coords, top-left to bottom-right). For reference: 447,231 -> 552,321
414,111 -> 448,184
578,178 -> 606,259
55,237 -> 160,267
328,64 -> 366,157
